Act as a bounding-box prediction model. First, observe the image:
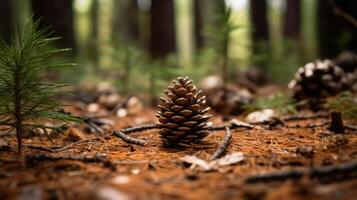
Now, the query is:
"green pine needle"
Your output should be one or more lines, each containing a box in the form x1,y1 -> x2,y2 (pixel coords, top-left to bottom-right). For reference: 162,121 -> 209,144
327,92 -> 357,120
244,92 -> 298,114
0,18 -> 79,154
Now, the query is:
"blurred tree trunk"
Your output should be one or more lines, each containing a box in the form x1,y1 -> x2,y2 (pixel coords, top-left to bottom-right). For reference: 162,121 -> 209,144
113,0 -> 139,44
318,0 -> 357,58
150,0 -> 176,58
0,0 -> 13,43
249,0 -> 269,67
89,0 -> 99,65
32,0 -> 76,51
284,0 -> 301,39
194,0 -> 204,49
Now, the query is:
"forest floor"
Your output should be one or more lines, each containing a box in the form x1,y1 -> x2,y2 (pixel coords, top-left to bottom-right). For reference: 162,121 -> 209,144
0,100 -> 357,200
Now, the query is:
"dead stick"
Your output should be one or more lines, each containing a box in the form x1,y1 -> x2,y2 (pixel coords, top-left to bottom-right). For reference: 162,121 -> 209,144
287,121 -> 331,129
24,138 -> 104,153
209,120 -> 256,131
283,113 -> 329,122
25,153 -> 114,169
113,130 -> 147,145
345,124 -> 357,131
120,124 -> 161,134
245,161 -> 357,183
210,126 -> 232,160
330,0 -> 357,27
112,124 -> 161,145
329,111 -> 345,133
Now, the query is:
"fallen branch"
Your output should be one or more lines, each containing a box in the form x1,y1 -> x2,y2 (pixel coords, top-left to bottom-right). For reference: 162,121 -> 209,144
119,124 -> 161,134
112,124 -> 161,145
245,161 -> 357,183
24,138 -> 104,153
25,153 -> 115,169
287,121 -> 331,129
283,113 -> 329,122
330,0 -> 357,27
113,130 -> 147,145
345,124 -> 357,131
210,126 -> 232,160
209,119 -> 257,131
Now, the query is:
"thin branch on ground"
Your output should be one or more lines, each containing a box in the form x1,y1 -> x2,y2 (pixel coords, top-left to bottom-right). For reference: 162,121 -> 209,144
113,130 -> 147,145
330,0 -> 357,27
283,113 -> 329,122
345,124 -> 357,131
25,153 -> 115,169
287,121 -> 331,129
210,126 -> 232,160
112,124 -> 161,145
24,137 -> 105,153
245,161 -> 357,183
209,120 -> 257,131
120,124 -> 161,134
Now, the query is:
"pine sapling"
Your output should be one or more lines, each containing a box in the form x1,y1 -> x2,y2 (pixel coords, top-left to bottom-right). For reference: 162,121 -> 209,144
0,19 -> 80,155
209,0 -> 239,92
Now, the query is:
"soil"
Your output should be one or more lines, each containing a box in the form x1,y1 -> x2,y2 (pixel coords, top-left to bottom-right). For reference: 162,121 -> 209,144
0,107 -> 356,200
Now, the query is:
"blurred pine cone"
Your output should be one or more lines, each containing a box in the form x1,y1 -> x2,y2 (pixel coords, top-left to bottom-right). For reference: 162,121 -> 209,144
289,59 -> 350,100
156,77 -> 211,147
335,51 -> 357,92
335,51 -> 357,73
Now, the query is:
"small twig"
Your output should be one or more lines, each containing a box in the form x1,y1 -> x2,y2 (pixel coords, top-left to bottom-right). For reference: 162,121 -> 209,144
25,153 -> 115,169
209,120 -> 256,131
210,126 -> 232,160
120,124 -> 161,134
25,144 -> 56,153
283,113 -> 329,122
24,137 -> 104,153
113,124 -> 161,145
329,111 -> 345,133
330,0 -> 357,27
113,130 -> 147,145
345,124 -> 357,131
245,161 -> 357,183
287,121 -> 331,129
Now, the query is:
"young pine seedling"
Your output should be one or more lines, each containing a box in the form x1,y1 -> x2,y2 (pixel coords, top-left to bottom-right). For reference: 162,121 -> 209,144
0,19 -> 80,155
208,0 -> 240,92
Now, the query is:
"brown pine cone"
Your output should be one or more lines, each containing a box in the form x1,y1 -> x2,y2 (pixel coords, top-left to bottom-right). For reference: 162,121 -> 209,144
156,77 -> 212,147
288,59 -> 350,100
335,51 -> 357,73
335,51 -> 357,92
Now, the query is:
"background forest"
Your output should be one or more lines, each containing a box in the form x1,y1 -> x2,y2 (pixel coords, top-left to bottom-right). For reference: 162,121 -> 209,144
0,0 -> 356,102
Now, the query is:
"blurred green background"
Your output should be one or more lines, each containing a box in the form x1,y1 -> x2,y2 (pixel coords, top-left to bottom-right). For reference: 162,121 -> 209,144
0,0 -> 356,100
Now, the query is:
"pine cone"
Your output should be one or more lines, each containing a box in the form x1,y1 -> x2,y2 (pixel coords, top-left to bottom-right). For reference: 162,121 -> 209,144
288,59 -> 350,100
335,51 -> 357,73
156,77 -> 212,147
335,51 -> 357,92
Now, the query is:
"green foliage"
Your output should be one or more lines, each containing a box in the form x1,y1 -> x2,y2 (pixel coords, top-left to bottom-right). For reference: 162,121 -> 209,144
207,0 -> 240,89
327,92 -> 357,120
0,19 -> 80,154
244,92 -> 298,114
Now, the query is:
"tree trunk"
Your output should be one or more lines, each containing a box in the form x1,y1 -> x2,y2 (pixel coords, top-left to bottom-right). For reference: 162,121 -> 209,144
249,0 -> 269,67
150,0 -> 176,58
318,0 -> 357,58
113,0 -> 139,44
0,0 -> 13,43
89,0 -> 99,65
32,0 -> 76,51
284,0 -> 301,39
194,0 -> 204,49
